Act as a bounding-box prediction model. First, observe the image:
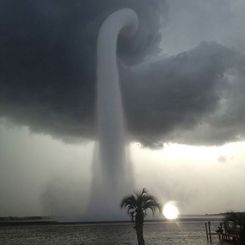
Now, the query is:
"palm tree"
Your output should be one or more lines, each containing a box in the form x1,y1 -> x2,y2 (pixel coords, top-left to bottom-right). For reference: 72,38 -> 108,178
120,188 -> 161,245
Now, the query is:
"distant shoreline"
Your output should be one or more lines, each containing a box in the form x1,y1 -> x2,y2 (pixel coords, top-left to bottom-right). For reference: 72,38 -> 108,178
0,214 -> 224,226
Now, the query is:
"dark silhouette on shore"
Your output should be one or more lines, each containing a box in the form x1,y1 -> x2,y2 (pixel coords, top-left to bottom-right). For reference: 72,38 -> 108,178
120,188 -> 161,245
206,211 -> 245,243
224,212 -> 245,244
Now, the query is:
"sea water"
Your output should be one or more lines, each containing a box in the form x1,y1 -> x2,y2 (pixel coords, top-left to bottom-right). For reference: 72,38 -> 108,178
0,220 -> 225,245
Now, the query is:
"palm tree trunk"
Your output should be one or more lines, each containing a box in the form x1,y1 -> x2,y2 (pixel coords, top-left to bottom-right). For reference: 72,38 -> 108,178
135,223 -> 145,245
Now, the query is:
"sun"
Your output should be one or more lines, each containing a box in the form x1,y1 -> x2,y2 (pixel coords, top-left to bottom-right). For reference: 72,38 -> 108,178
162,201 -> 179,220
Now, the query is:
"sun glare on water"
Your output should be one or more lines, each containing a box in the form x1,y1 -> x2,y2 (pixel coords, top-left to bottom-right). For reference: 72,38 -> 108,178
162,201 -> 179,220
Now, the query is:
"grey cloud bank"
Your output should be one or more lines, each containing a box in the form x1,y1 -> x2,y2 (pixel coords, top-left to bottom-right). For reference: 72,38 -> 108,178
0,0 -> 245,146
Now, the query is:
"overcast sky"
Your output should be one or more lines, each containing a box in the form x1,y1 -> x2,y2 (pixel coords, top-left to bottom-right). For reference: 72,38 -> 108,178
1,0 -> 245,218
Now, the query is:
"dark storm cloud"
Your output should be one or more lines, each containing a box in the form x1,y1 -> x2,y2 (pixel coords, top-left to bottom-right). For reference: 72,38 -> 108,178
122,42 -> 242,146
0,0 -> 245,146
0,0 -> 166,140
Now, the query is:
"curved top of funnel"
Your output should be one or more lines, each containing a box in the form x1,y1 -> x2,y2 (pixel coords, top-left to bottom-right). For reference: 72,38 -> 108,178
97,8 -> 138,46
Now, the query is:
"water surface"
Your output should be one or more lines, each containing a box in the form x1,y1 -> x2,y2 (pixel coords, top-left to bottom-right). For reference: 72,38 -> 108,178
0,220 -> 224,245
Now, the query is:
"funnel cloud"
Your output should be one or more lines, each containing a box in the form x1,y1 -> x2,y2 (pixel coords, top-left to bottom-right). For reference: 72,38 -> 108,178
87,9 -> 138,220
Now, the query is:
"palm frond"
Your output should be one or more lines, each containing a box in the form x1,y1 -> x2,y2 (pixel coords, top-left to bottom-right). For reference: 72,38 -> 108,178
120,195 -> 136,208
143,201 -> 161,214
